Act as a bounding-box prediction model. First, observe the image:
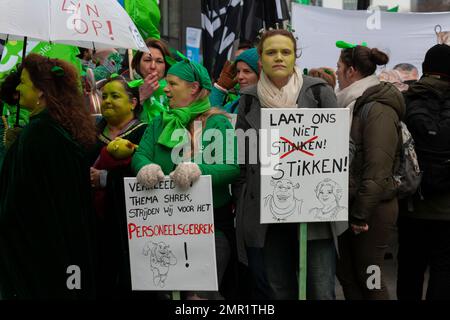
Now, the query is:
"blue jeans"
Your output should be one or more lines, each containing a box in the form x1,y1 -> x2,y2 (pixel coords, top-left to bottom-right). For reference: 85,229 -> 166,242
246,224 -> 336,300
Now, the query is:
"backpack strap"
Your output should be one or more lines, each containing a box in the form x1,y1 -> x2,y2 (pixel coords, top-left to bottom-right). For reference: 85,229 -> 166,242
358,101 -> 376,122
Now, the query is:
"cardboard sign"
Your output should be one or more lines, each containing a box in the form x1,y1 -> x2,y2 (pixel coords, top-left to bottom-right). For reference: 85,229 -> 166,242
124,176 -> 218,291
260,108 -> 349,224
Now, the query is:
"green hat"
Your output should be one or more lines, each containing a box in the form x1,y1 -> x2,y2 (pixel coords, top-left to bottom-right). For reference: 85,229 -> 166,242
235,48 -> 259,74
167,60 -> 212,91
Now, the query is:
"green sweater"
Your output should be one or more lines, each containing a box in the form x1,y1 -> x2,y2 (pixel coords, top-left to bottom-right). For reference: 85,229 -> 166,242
132,113 -> 239,208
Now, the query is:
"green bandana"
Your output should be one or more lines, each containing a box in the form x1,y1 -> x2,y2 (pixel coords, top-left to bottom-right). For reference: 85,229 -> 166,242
157,98 -> 211,148
167,60 -> 212,91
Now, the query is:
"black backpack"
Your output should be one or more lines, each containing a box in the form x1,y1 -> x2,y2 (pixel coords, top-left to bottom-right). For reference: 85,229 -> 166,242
355,102 -> 422,200
405,91 -> 450,195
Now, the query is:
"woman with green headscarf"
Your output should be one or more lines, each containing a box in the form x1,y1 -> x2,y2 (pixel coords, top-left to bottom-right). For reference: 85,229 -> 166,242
132,60 -> 240,299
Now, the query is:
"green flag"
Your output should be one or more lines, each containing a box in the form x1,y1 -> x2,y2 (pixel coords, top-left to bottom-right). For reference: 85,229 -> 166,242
125,0 -> 161,40
0,40 -> 82,82
387,5 -> 399,12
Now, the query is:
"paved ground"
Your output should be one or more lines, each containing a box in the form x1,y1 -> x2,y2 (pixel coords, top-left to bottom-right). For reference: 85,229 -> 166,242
335,231 -> 429,300
335,255 -> 399,300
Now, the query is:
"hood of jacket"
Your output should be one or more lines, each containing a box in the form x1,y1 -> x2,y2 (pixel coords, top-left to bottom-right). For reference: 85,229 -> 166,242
404,76 -> 450,101
355,81 -> 406,120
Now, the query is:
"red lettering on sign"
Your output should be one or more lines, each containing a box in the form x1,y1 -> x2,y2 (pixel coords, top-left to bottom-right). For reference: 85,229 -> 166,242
91,20 -> 102,36
106,21 -> 114,40
73,19 -> 89,34
86,4 -> 99,17
61,0 -> 80,14
128,223 -> 137,240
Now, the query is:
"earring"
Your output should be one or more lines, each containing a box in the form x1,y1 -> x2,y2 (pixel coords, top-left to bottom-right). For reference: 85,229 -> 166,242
37,100 -> 40,106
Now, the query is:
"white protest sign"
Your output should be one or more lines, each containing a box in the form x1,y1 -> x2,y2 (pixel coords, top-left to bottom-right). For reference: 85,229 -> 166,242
292,4 -> 450,75
124,176 -> 218,291
260,108 -> 349,224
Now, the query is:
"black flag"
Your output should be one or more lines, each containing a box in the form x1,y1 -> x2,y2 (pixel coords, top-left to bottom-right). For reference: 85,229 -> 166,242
201,0 -> 242,80
240,0 -> 290,44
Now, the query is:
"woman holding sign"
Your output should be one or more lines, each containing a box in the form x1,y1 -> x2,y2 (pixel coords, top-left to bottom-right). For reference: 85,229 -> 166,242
0,54 -> 97,299
132,60 -> 239,299
233,28 -> 346,300
334,42 -> 404,300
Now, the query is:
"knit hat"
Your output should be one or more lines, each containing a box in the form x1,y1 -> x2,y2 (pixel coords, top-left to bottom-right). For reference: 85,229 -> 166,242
167,60 -> 212,90
235,48 -> 259,75
422,44 -> 450,78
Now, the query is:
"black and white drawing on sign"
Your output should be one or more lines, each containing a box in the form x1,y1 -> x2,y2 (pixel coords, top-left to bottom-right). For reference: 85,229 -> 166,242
309,178 -> 348,221
143,241 -> 177,288
264,179 -> 303,222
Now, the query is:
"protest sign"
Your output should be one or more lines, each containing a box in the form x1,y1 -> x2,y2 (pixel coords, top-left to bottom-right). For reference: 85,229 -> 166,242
124,176 -> 218,291
260,108 -> 349,224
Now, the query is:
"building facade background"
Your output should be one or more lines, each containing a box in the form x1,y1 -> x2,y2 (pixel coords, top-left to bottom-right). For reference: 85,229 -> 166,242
158,0 -> 450,52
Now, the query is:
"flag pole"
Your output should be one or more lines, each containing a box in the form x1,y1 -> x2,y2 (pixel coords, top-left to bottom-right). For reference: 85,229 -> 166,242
128,49 -> 134,80
299,223 -> 307,300
15,36 -> 27,127
172,291 -> 180,300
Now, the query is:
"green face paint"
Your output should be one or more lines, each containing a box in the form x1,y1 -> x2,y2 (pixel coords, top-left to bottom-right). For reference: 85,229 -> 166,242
16,69 -> 42,112
101,81 -> 135,125
261,35 -> 296,82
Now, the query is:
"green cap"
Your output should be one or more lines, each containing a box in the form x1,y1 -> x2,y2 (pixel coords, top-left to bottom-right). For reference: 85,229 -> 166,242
167,60 -> 212,91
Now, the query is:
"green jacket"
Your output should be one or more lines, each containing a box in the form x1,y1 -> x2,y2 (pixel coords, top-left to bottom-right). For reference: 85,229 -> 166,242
132,113 -> 239,209
350,82 -> 405,225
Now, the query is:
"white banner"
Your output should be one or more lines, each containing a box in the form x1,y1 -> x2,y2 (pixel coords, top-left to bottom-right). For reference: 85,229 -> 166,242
260,108 -> 349,224
292,4 -> 450,74
124,176 -> 218,291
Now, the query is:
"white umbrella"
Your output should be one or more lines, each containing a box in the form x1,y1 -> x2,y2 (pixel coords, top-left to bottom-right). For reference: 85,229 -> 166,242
0,0 -> 149,52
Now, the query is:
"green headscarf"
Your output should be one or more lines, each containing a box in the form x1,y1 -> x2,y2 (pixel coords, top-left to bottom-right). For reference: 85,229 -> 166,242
167,60 -> 212,91
157,98 -> 211,148
156,60 -> 213,148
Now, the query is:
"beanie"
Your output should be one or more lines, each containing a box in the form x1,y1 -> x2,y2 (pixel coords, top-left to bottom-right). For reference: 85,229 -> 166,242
422,44 -> 450,78
235,48 -> 259,75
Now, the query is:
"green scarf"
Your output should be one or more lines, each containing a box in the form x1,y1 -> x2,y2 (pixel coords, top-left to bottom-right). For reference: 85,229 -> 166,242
158,98 -> 211,148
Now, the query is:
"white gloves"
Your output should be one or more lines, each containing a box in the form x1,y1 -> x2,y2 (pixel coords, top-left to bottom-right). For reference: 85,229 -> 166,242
136,164 -> 165,188
170,162 -> 201,190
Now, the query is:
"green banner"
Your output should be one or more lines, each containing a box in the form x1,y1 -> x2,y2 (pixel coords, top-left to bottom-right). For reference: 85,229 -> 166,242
0,40 -> 81,82
388,5 -> 399,12
125,0 -> 161,40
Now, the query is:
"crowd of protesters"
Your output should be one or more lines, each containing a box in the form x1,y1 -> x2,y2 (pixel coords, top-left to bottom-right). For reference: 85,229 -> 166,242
0,24 -> 450,301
